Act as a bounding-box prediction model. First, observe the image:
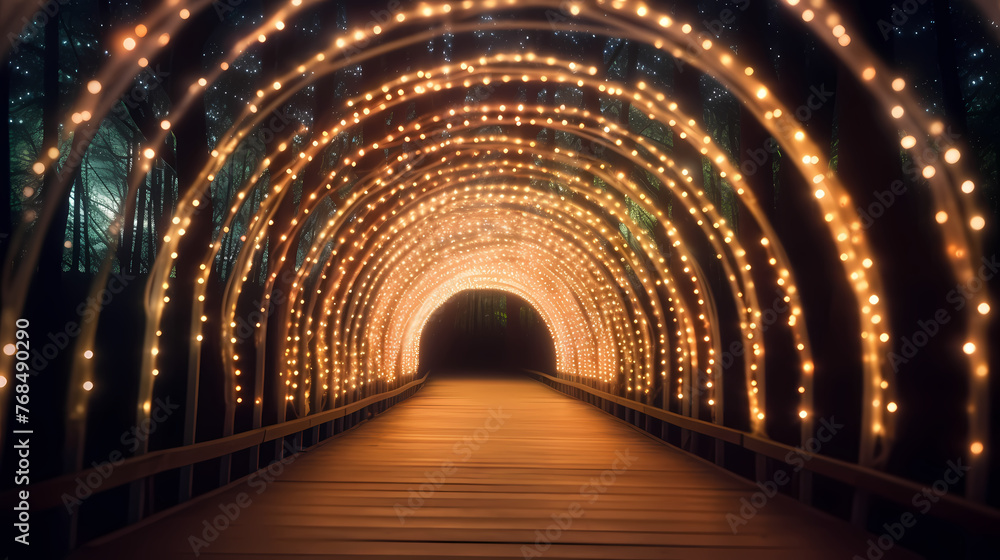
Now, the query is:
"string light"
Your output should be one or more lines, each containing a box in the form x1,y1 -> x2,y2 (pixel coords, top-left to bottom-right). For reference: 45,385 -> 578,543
0,0 -> 988,495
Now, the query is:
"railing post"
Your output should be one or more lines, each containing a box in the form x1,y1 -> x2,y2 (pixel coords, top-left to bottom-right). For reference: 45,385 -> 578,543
127,478 -> 146,524
797,469 -> 812,505
218,454 -> 232,488
754,453 -> 768,484
274,437 -> 286,464
181,292 -> 203,503
248,442 -> 260,476
61,418 -> 86,553
850,490 -> 869,527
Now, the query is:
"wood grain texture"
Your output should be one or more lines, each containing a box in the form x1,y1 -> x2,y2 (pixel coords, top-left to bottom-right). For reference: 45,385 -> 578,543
72,371 -> 920,559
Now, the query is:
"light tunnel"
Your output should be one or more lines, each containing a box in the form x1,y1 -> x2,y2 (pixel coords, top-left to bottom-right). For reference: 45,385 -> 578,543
0,0 -> 995,526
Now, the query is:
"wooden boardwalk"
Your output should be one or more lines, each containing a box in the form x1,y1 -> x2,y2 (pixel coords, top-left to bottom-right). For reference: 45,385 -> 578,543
73,371 -> 919,559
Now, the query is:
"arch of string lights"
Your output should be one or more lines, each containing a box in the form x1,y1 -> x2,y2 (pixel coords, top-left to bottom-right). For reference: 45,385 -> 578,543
0,0 -> 992,497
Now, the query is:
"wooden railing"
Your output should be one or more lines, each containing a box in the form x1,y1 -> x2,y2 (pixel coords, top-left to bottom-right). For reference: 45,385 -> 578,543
0,372 -> 429,536
523,369 -> 1000,533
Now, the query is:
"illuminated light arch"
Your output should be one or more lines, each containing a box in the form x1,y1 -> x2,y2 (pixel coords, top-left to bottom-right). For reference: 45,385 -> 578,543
250,88 -> 801,434
368,226 -> 627,379
346,164 -> 707,394
0,0 -> 991,501
306,167 -> 692,394
333,196 -> 660,385
133,4 -> 984,456
135,13 -> 863,444
224,108 -> 700,398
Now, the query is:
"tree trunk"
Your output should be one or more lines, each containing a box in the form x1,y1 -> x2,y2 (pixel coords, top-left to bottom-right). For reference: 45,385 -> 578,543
118,139 -> 138,275
82,163 -> 91,273
147,163 -> 160,270
37,7 -> 69,280
0,55 -> 10,257
71,168 -> 83,272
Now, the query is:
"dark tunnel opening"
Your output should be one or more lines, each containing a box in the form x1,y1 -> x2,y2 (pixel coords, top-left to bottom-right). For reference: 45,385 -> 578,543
418,290 -> 557,374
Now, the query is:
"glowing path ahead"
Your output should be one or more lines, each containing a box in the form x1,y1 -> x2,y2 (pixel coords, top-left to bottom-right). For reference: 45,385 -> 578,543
71,371 -> 917,560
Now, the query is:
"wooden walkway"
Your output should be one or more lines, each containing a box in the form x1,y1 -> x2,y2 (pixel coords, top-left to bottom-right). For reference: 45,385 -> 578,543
73,371 -> 919,559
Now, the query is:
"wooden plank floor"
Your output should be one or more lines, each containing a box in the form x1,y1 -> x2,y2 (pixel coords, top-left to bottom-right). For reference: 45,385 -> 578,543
73,371 -> 920,559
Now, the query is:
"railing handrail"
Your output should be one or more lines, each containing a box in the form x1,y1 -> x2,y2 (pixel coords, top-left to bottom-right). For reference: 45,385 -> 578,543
1,372 -> 429,512
523,369 -> 1000,532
